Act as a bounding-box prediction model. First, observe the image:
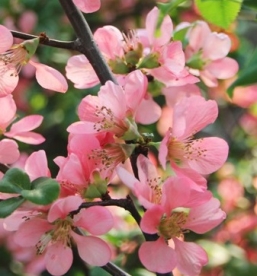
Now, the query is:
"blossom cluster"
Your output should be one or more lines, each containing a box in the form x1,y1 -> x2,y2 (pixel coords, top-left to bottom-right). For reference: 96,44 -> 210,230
0,2 -> 239,276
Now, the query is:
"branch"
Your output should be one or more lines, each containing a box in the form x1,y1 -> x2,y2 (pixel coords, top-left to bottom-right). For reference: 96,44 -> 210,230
59,0 -> 116,85
11,30 -> 78,50
0,163 -> 9,174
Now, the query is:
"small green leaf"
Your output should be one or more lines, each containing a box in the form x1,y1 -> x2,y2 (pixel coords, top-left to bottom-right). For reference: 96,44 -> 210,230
21,177 -> 60,205
0,197 -> 25,218
195,0 -> 243,28
0,168 -> 31,194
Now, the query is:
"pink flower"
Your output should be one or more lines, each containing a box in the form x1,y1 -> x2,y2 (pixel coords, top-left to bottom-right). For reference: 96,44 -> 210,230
73,0 -> 101,13
117,154 -> 211,210
13,195 -> 113,275
0,26 -> 68,96
185,21 -> 239,87
159,95 -> 229,174
0,138 -> 19,164
138,176 -> 226,274
67,70 -> 157,139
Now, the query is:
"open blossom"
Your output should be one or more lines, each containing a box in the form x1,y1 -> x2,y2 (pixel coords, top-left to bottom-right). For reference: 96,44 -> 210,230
66,7 -> 198,89
183,21 -> 239,87
67,70 -> 160,139
159,95 -> 229,174
0,25 -> 68,96
12,195 -> 113,276
138,175 -> 226,275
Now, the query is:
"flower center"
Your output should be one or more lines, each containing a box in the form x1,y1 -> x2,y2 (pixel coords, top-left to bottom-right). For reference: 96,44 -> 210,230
158,210 -> 188,240
36,218 -> 73,254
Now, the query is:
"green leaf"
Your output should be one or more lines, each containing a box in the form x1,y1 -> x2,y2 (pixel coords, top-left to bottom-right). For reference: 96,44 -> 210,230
243,0 -> 257,9
21,177 -> 60,205
195,0 -> 243,28
0,168 -> 31,194
0,197 -> 25,218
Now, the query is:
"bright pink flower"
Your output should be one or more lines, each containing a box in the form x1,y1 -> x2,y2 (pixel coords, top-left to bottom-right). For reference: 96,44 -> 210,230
185,21 -> 239,87
0,26 -> 68,96
67,70 -> 156,139
117,154 -> 211,210
159,95 -> 229,174
138,176 -> 225,274
13,195 -> 113,275
73,0 -> 101,13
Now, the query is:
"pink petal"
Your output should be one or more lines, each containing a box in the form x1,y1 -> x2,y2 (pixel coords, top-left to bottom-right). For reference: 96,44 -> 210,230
6,115 -> 43,134
200,69 -> 218,87
135,95 -> 161,124
67,121 -> 96,134
45,242 -> 73,276
0,139 -> 19,164
94,26 -> 123,60
74,206 -> 113,235
0,25 -> 13,53
66,55 -> 99,89
30,60 -> 68,93
139,238 -> 177,273
158,128 -> 170,169
173,96 -> 218,140
173,238 -> 208,276
48,196 -> 83,223
186,137 -> 229,174
162,84 -> 201,108
116,166 -> 139,190
187,21 -> 211,52
0,66 -> 19,97
5,131 -> 45,145
146,7 -> 173,48
162,176 -> 191,211
163,41 -> 185,73
203,32 -> 231,60
25,150 -> 50,181
14,218 -> 52,247
124,70 -> 147,112
72,232 -> 112,266
184,197 -> 226,233
140,205 -> 163,234
72,0 -> 101,13
0,95 -> 16,131
206,57 -> 239,79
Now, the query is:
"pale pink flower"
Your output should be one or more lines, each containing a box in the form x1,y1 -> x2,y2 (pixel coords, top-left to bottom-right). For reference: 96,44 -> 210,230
73,0 -> 101,13
138,175 -> 226,275
0,26 -> 68,96
159,95 -> 229,174
185,21 -> 239,87
13,196 -> 113,276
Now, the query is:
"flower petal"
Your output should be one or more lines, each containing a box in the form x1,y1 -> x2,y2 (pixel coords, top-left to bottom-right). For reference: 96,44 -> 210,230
72,233 -> 112,266
30,60 -> 68,93
45,242 -> 73,276
139,238 -> 177,273
0,95 -> 16,131
0,139 -> 19,164
72,0 -> 101,13
0,25 -> 13,53
173,238 -> 208,276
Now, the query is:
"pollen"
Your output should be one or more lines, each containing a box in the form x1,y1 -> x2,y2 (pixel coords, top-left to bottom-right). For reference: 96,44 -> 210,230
158,211 -> 188,240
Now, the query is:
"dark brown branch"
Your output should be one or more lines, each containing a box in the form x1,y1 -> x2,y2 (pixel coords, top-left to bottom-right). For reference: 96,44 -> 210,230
59,0 -> 116,85
0,164 -> 9,174
11,30 -> 78,50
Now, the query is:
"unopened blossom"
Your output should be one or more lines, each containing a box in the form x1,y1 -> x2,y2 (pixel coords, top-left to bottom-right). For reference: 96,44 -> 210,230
0,138 -> 19,165
12,196 -> 113,276
0,25 -> 68,96
159,95 -> 229,174
183,21 -> 239,87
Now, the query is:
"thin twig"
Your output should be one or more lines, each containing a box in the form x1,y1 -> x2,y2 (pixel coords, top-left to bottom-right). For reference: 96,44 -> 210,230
11,30 -> 78,50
